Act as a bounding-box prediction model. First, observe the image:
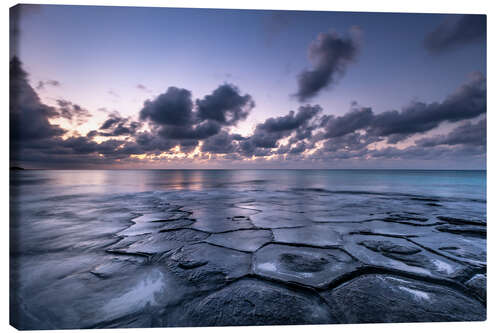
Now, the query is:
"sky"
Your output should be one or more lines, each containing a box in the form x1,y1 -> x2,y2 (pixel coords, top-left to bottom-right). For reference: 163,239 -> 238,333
10,4 -> 486,169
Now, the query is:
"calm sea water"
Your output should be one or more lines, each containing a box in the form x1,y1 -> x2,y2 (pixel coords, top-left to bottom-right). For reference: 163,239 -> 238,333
10,169 -> 486,329
10,169 -> 486,200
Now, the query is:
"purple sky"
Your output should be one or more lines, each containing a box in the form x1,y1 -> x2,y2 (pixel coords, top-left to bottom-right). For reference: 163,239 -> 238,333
10,4 -> 486,169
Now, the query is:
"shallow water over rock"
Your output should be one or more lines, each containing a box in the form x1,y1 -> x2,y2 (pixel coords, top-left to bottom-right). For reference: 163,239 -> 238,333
10,170 -> 486,328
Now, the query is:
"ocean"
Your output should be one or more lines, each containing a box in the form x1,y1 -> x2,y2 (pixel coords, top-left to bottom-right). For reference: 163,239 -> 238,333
10,169 -> 487,328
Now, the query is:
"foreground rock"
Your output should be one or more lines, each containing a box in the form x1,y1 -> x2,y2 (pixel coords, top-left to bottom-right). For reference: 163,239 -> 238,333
321,274 -> 485,323
465,274 -> 487,301
181,279 -> 337,326
167,243 -> 252,291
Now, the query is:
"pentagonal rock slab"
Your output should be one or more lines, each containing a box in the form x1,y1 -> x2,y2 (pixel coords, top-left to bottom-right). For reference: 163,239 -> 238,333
168,243 -> 252,291
343,234 -> 471,281
253,244 -> 361,289
409,232 -> 486,267
321,274 -> 485,323
250,210 -> 312,228
109,229 -> 209,256
204,229 -> 272,252
189,207 -> 257,233
180,278 -> 337,326
272,224 -> 342,247
131,212 -> 190,224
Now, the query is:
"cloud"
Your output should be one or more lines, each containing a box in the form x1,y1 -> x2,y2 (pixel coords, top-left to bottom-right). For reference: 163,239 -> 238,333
140,87 -> 194,127
139,84 -> 254,149
368,144 -> 485,161
201,131 -> 238,154
258,104 -> 321,134
55,99 -> 92,124
139,86 -> 219,143
237,105 -> 321,157
321,132 -> 380,153
367,72 -> 486,141
36,79 -> 60,90
99,116 -> 121,130
322,107 -> 374,138
108,89 -> 120,98
10,56 -> 486,169
424,14 -> 486,53
94,113 -> 141,137
416,119 -> 486,148
196,84 -> 254,126
295,27 -> 362,102
134,132 -> 177,152
10,57 -> 66,144
136,83 -> 152,92
158,120 -> 221,140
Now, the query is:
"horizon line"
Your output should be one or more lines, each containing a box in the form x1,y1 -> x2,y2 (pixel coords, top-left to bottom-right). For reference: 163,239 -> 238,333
10,167 -> 487,171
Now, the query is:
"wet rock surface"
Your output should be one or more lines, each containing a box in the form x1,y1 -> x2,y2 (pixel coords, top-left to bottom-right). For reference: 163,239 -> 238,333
466,274 -> 487,301
253,244 -> 361,289
321,274 -> 485,323
10,176 -> 487,329
178,279 -> 338,326
204,229 -> 273,252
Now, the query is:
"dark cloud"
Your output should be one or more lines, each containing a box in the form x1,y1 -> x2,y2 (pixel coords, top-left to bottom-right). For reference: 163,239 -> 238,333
258,104 -> 321,133
196,84 -> 254,125
139,84 -> 254,152
295,28 -> 361,102
158,120 -> 221,140
425,14 -> 486,54
179,139 -> 199,153
321,132 -> 380,153
140,87 -> 194,127
136,84 -> 152,92
100,116 -> 121,130
323,107 -> 374,138
10,58 -> 146,167
237,105 -> 321,157
10,57 -> 66,144
307,141 -> 485,165
287,142 -> 309,155
416,119 -> 486,148
367,73 -> 486,141
134,132 -> 176,152
368,144 -> 485,161
254,104 -> 321,147
201,131 -> 238,154
96,114 -> 141,137
10,56 -> 486,169
36,79 -> 60,90
55,99 -> 92,124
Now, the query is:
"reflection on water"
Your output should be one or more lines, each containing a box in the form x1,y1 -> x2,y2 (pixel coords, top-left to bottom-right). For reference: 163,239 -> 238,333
10,169 -> 486,200
103,269 -> 166,320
